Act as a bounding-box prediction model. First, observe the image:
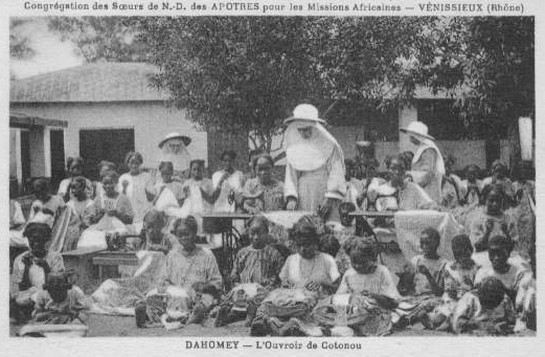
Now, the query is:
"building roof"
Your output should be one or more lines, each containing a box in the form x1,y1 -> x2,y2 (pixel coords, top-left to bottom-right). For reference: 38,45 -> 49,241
10,111 -> 67,128
11,62 -> 168,103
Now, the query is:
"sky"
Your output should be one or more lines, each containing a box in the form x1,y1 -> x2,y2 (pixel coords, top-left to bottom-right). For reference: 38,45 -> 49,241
10,17 -> 83,79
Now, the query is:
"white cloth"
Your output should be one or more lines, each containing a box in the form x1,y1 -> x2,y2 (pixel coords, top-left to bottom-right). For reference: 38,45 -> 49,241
284,122 -> 337,171
394,210 -> 464,261
212,170 -> 244,213
410,138 -> 445,203
118,172 -> 153,223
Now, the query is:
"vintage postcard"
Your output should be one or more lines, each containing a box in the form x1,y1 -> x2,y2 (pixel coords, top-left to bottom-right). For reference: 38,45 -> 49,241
1,0 -> 542,356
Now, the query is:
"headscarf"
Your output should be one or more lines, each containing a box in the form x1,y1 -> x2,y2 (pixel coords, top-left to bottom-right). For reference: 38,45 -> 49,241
160,138 -> 191,172
284,121 -> 343,171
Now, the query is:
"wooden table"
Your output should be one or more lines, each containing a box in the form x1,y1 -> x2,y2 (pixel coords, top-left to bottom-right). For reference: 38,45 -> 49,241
62,246 -> 105,292
92,251 -> 139,281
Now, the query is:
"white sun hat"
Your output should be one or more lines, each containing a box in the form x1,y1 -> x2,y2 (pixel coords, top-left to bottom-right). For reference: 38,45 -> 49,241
283,104 -> 326,125
399,121 -> 435,141
158,132 -> 192,149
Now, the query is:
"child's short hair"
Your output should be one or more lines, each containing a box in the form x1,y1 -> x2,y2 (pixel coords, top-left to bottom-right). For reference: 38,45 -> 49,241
23,222 -> 52,242
343,236 -> 378,260
97,160 -> 116,172
67,156 -> 84,170
100,169 -> 119,183
70,176 -> 88,190
125,151 -> 143,165
251,154 -> 274,171
247,215 -> 269,233
189,159 -> 205,170
172,216 -> 199,235
293,223 -> 320,247
32,177 -> 50,192
319,233 -> 340,257
452,234 -> 473,253
477,276 -> 506,309
488,235 -> 514,252
421,227 -> 441,246
158,161 -> 174,172
480,183 -> 506,205
143,209 -> 167,228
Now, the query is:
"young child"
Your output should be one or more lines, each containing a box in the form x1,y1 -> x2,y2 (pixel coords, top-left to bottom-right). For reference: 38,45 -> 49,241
470,185 -> 518,252
452,276 -> 516,335
426,234 -> 479,330
215,217 -> 283,327
31,272 -> 90,325
29,178 -> 65,223
336,237 -> 400,302
474,235 -> 535,331
10,223 -> 65,322
140,209 -> 173,253
481,160 -> 515,205
230,216 -> 285,289
344,159 -> 364,208
79,170 -> 134,249
461,164 -> 482,206
398,228 -> 447,325
57,157 -> 94,202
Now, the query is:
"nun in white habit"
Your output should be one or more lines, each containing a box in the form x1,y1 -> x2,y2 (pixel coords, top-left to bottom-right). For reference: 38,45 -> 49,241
399,121 -> 445,204
284,104 -> 346,222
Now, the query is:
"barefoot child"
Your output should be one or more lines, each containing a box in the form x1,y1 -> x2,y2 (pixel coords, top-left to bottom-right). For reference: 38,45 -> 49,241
31,272 -> 90,325
452,276 -> 516,335
397,228 -> 447,325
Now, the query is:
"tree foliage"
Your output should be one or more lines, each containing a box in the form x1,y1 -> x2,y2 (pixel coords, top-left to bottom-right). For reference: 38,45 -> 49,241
48,17 -> 148,63
10,18 -> 35,60
137,17 -> 439,153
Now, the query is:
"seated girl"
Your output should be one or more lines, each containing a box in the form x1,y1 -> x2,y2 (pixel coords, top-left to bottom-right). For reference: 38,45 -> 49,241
31,272 -> 90,325
250,220 -> 340,336
140,209 -> 174,253
474,235 -> 535,331
397,228 -> 447,326
441,156 -> 464,209
452,276 -> 516,335
242,154 -> 284,214
481,160 -> 515,206
138,216 -> 222,327
29,178 -> 65,224
10,223 -> 65,322
337,237 -> 400,302
57,157 -> 94,202
93,161 -> 117,200
215,216 -> 284,327
312,238 -> 399,336
367,155 -> 436,212
426,234 -> 479,330
279,222 -> 340,296
79,170 -> 134,249
470,184 -> 518,253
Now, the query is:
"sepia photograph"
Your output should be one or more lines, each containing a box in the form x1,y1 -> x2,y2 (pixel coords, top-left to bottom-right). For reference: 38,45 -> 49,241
7,15 -> 536,341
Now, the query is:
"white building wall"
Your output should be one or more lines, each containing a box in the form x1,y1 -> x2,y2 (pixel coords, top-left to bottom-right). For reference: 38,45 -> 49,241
10,102 -> 208,170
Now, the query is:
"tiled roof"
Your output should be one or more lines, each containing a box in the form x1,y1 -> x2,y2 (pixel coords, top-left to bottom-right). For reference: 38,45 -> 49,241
10,62 -> 168,103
